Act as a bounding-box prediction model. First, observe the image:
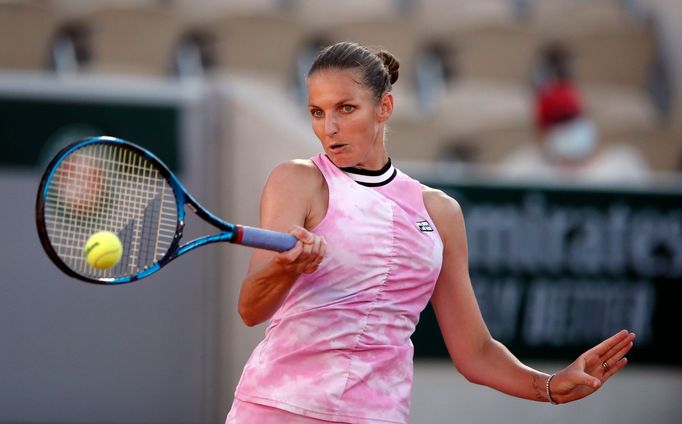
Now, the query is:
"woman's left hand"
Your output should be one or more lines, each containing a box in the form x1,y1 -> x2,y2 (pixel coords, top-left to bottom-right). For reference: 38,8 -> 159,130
549,329 -> 636,404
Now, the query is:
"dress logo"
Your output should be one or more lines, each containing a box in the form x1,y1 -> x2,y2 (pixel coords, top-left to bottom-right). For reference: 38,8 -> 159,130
416,220 -> 433,232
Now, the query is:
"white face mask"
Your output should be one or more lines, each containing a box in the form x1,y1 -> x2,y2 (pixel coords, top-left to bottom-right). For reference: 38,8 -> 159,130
544,118 -> 597,161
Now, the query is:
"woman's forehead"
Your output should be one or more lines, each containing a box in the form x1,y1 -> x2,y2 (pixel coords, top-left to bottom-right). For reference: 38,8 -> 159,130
307,69 -> 370,103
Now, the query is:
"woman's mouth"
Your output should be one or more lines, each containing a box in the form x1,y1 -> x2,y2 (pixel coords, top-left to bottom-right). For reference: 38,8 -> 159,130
329,143 -> 347,153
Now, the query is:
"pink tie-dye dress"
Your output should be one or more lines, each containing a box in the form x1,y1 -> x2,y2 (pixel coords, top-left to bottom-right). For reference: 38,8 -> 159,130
233,154 -> 444,423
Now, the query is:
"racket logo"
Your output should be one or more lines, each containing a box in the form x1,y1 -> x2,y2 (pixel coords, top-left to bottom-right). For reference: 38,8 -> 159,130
416,220 -> 433,232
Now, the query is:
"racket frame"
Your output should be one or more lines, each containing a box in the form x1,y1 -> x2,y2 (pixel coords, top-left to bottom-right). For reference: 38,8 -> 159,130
36,136 -> 292,285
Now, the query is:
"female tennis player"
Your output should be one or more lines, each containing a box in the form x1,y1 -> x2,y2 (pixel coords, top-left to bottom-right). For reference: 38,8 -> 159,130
226,42 -> 636,423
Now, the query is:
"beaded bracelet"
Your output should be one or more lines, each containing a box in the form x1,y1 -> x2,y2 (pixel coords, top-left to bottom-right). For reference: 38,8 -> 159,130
546,374 -> 559,405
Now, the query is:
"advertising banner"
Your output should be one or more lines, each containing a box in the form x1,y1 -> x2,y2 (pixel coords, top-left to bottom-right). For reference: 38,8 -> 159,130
413,181 -> 682,364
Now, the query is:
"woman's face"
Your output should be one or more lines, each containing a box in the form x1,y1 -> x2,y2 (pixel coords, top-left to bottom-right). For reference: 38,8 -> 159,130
307,69 -> 392,170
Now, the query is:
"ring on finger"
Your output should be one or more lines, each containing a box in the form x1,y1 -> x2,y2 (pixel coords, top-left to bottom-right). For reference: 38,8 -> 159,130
602,361 -> 609,370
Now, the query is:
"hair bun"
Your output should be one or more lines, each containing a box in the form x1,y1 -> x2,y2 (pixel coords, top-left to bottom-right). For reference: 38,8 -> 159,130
377,50 -> 400,85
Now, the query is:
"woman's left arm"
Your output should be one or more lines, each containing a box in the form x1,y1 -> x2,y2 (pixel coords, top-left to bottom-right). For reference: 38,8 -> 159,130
424,187 -> 636,404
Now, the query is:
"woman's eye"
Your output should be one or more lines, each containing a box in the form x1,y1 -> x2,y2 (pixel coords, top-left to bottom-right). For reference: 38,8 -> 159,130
342,105 -> 354,113
311,109 -> 323,118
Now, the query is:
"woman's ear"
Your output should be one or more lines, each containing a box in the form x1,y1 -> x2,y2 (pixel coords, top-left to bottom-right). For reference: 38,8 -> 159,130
377,92 -> 394,123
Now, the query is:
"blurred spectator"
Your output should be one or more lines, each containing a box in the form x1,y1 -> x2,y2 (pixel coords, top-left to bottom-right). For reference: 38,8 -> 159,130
499,43 -> 649,184
535,44 -> 582,133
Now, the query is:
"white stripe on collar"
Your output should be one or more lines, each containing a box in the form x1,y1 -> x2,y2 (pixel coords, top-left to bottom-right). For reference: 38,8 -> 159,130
340,160 -> 397,187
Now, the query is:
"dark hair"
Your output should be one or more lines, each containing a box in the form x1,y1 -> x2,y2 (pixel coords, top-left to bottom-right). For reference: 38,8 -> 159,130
542,43 -> 572,80
307,41 -> 400,100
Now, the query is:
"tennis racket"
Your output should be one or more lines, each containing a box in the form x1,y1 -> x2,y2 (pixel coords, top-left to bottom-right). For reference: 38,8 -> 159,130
36,136 -> 297,284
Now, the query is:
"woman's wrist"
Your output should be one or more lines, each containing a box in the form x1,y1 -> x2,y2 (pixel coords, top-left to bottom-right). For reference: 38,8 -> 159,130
546,373 -> 559,405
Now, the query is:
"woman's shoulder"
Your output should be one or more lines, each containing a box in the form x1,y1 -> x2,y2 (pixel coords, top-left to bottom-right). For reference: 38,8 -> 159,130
420,184 -> 464,243
272,158 -> 319,173
421,184 -> 462,216
267,159 -> 324,188
263,159 -> 328,229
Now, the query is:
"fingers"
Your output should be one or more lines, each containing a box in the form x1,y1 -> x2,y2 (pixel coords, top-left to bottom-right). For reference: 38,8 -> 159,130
580,330 -> 635,383
298,231 -> 326,273
589,329 -> 634,357
275,225 -> 326,274
599,339 -> 634,380
557,330 -> 636,403
289,225 -> 316,244
602,333 -> 636,364
600,356 -> 629,381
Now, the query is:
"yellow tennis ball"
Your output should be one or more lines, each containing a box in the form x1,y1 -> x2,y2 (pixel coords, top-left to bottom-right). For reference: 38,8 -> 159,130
84,231 -> 123,269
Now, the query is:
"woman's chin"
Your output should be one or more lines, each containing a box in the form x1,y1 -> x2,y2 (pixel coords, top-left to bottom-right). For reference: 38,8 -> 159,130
325,151 -> 356,168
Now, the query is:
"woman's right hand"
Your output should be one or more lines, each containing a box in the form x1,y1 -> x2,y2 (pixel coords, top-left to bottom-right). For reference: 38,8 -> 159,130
275,225 -> 327,275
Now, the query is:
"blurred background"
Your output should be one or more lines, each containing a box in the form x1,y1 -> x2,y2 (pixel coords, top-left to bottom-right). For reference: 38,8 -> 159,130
1,0 -> 681,423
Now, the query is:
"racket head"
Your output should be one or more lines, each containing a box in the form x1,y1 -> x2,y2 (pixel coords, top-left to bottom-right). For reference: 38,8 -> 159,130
36,136 -> 183,284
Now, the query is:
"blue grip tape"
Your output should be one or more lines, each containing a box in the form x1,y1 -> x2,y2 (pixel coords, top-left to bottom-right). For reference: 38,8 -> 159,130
240,226 -> 298,252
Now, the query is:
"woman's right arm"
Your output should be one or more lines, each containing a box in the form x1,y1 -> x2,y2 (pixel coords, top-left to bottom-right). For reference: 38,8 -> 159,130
237,160 -> 327,327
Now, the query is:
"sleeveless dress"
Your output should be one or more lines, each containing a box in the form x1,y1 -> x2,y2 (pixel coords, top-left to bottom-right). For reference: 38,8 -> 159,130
231,154 -> 443,423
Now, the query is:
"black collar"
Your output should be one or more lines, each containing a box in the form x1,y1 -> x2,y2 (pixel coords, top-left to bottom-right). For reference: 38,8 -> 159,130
339,158 -> 397,187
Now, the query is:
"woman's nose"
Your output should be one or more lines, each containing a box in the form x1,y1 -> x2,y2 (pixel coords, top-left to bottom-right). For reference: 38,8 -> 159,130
325,116 -> 338,136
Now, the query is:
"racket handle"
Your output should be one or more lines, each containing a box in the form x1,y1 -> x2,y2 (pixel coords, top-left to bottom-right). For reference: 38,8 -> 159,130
237,226 -> 298,252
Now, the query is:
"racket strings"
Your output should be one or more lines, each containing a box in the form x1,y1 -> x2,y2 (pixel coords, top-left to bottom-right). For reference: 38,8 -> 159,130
43,144 -> 178,279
